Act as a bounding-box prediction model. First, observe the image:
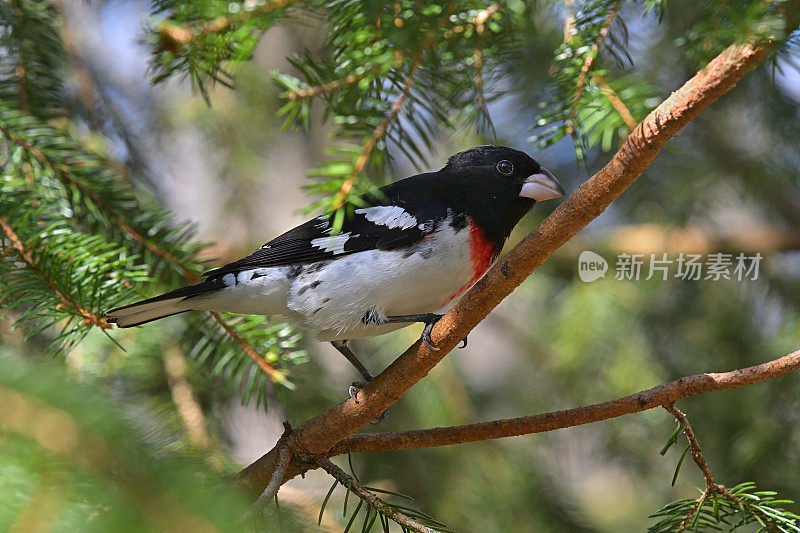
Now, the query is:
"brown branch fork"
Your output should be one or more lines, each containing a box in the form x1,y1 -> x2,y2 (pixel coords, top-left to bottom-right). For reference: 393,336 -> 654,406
236,39 -> 786,498
664,405 -> 783,533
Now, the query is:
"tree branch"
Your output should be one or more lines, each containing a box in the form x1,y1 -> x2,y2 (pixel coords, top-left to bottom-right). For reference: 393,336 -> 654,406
286,70 -> 375,101
156,0 -> 300,49
664,405 -> 782,533
311,458 -> 436,533
0,215 -> 110,329
209,311 -> 284,383
237,39 -> 777,496
331,55 -> 422,209
566,0 -> 621,134
0,119 -> 284,381
328,350 -> 800,455
0,123 -> 194,280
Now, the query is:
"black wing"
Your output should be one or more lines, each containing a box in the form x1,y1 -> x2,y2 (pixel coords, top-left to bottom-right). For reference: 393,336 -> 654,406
202,204 -> 436,278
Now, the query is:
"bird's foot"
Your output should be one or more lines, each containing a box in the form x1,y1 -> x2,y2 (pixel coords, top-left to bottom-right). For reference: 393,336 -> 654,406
349,381 -> 367,403
381,313 -> 447,350
420,314 -> 443,351
458,335 -> 468,349
348,380 -> 389,423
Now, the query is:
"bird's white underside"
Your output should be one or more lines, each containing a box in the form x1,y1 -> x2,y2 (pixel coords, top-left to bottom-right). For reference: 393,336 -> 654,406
188,219 -> 476,341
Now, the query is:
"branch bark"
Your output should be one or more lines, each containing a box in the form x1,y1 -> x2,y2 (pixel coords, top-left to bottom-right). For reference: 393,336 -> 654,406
328,350 -> 799,455
236,39 -> 776,496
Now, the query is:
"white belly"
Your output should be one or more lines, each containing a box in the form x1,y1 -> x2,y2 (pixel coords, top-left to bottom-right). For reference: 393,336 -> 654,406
287,223 -> 476,341
188,223 -> 480,341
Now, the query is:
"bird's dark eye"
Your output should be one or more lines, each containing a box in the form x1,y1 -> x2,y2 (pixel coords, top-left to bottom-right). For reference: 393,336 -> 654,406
496,160 -> 514,175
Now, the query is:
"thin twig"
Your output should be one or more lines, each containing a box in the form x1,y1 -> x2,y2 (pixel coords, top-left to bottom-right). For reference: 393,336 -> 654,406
255,422 -> 295,508
678,487 -> 708,533
312,458 -> 436,533
331,54 -> 422,209
157,0 -> 300,49
287,70 -> 375,101
566,0 -> 621,134
257,446 -> 292,506
473,4 -> 500,140
0,215 -> 110,329
664,406 -> 716,486
593,74 -> 638,132
665,405 -> 782,533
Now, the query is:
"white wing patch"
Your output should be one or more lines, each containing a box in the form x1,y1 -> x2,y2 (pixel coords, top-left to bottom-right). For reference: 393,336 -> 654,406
355,206 -> 417,230
315,215 -> 331,232
311,233 -> 356,255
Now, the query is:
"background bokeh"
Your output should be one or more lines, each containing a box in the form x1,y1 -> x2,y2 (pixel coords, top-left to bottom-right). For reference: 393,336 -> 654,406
2,1 -> 800,531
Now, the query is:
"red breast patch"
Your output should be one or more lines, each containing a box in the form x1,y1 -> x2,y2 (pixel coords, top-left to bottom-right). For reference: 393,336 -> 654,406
442,219 -> 497,306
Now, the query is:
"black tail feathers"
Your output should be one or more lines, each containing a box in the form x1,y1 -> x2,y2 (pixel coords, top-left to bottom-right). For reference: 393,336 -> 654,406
105,278 -> 221,328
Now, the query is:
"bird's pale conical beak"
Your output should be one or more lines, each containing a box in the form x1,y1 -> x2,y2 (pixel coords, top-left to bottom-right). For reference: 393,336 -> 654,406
519,167 -> 566,201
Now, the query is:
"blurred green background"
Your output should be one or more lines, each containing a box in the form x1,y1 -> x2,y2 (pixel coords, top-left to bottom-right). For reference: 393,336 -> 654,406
2,1 -> 800,531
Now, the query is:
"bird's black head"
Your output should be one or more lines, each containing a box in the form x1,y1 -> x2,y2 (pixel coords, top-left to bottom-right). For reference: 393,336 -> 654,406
441,145 -> 565,245
443,145 -> 564,203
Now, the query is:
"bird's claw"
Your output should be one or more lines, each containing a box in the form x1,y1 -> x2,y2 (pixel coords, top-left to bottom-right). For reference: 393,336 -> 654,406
349,381 -> 367,403
458,336 -> 468,349
421,315 -> 442,351
348,381 -> 389,422
370,410 -> 389,424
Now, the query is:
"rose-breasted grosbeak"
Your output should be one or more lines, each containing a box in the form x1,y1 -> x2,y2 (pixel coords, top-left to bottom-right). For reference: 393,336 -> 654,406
106,145 -> 565,390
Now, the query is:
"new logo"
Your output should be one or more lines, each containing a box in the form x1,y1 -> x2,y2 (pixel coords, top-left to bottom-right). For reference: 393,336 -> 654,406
578,251 -> 608,282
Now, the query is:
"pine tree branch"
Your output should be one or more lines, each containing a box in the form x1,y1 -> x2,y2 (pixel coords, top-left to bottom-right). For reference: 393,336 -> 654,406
0,215 -> 109,329
593,74 -> 638,132
331,54 -> 422,209
236,38 -> 779,497
0,123 -> 195,279
566,0 -> 621,135
324,350 -> 799,455
664,405 -> 782,533
0,118 -> 283,381
209,311 -> 283,382
286,70 -> 376,101
156,0 -> 301,49
310,458 -> 436,533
